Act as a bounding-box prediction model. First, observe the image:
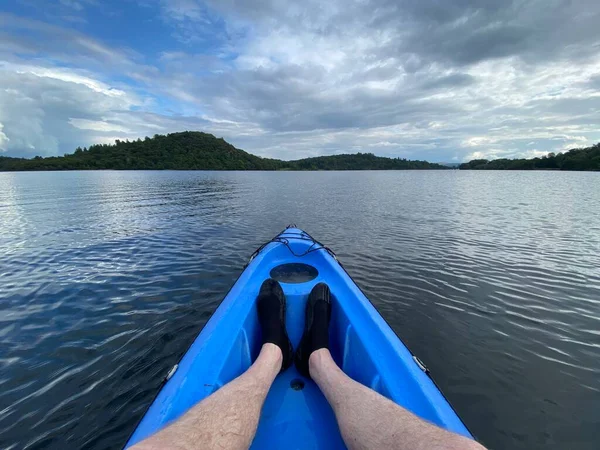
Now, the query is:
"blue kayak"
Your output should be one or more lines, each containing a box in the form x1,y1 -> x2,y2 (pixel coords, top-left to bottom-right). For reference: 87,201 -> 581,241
126,227 -> 472,448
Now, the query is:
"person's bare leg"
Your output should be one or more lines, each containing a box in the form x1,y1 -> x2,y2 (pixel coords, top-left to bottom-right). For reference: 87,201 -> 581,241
310,348 -> 486,450
132,279 -> 293,450
131,343 -> 282,450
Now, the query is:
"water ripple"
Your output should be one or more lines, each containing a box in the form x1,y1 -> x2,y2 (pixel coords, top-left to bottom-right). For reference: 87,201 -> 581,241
0,170 -> 599,450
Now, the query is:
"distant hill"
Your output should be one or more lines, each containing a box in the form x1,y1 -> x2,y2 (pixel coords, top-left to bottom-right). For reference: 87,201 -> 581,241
459,144 -> 600,171
0,132 -> 448,171
286,153 -> 444,170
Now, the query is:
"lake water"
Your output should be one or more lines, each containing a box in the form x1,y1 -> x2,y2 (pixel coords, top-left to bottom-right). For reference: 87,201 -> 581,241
1,170 -> 599,450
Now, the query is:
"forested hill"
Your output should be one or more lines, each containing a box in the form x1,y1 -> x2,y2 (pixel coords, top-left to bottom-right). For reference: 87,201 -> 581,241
0,132 -> 448,171
0,132 -> 282,171
459,143 -> 600,171
287,153 -> 442,170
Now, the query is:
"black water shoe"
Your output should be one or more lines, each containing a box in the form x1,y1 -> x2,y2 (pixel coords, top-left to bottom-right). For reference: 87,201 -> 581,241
257,278 -> 294,372
295,283 -> 332,378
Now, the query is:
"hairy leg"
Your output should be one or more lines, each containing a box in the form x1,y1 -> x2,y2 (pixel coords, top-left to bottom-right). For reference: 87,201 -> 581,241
310,348 -> 486,450
131,343 -> 282,450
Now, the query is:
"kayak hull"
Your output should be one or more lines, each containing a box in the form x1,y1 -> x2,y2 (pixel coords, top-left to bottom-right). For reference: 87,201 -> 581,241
126,228 -> 472,448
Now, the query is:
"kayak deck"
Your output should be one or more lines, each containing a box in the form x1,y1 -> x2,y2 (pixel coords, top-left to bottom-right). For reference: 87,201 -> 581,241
126,228 -> 471,448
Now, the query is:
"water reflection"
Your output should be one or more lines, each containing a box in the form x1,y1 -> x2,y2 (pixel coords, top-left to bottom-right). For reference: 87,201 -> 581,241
0,170 -> 598,450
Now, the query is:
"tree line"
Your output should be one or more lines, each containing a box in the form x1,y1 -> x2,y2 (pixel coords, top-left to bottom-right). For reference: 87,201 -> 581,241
0,132 -> 448,171
459,143 -> 600,171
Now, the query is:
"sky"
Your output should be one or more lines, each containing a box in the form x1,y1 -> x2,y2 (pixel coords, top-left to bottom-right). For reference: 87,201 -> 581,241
0,0 -> 599,162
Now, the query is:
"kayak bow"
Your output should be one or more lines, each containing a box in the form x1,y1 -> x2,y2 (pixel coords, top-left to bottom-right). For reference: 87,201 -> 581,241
126,227 -> 472,448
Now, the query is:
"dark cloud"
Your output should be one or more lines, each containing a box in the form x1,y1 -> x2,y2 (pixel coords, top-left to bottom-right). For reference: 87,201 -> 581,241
204,0 -> 600,67
412,0 -> 599,66
164,60 -> 467,133
526,96 -> 600,117
585,75 -> 600,90
421,73 -> 476,90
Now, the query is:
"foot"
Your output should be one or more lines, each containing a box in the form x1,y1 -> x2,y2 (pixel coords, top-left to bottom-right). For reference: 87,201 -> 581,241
295,283 -> 332,378
257,279 -> 293,373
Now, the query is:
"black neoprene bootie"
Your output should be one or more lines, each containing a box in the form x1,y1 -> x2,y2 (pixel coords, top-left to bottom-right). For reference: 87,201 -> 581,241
295,282 -> 332,378
257,278 -> 294,372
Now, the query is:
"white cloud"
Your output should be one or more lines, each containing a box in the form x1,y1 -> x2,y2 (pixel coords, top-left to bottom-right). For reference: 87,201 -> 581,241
0,122 -> 9,151
68,119 -> 132,133
59,0 -> 84,11
160,0 -> 206,20
464,148 -> 549,162
0,63 -> 141,156
6,63 -> 127,98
